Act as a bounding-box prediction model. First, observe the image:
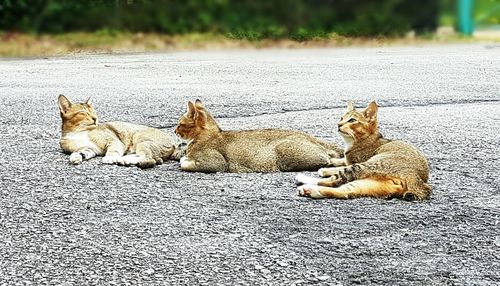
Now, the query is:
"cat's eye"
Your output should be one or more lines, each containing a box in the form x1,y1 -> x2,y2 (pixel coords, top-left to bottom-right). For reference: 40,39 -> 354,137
347,118 -> 357,123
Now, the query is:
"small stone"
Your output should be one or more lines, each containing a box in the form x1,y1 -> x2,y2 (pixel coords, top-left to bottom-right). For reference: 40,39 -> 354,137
317,275 -> 331,281
277,260 -> 288,267
144,269 -> 155,275
318,238 -> 333,244
260,268 -> 271,275
495,236 -> 500,247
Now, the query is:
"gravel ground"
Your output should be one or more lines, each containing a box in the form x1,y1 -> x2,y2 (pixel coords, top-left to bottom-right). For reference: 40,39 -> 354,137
1,44 -> 499,285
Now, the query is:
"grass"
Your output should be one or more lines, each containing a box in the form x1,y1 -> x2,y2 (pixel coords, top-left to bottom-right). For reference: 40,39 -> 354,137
0,30 -> 498,58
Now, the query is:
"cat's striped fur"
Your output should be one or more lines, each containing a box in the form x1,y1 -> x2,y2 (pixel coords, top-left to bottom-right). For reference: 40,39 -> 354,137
296,101 -> 431,201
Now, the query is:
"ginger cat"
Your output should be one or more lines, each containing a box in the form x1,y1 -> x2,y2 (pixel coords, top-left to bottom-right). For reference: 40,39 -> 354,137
174,99 -> 344,173
58,94 -> 182,168
296,101 -> 431,201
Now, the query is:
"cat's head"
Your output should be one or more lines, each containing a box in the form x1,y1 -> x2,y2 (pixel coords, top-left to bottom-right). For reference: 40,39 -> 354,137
337,101 -> 379,142
175,99 -> 220,141
58,94 -> 98,133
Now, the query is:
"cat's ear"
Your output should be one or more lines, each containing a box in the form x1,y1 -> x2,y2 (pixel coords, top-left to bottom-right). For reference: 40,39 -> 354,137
85,96 -> 92,106
58,94 -> 72,114
347,100 -> 355,112
194,109 -> 207,126
363,101 -> 378,121
194,99 -> 204,109
187,101 -> 196,117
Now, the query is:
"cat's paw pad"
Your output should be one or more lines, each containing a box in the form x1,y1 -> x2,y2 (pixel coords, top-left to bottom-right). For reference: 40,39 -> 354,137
295,174 -> 319,186
297,185 -> 311,196
297,185 -> 324,199
102,155 -> 121,164
69,152 -> 83,165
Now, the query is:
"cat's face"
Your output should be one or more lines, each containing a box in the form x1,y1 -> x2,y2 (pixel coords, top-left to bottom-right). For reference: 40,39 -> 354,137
338,101 -> 378,141
58,94 -> 98,132
175,100 -> 208,141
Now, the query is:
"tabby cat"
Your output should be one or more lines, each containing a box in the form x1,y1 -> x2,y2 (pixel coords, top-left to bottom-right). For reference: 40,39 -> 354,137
174,99 -> 344,173
296,101 -> 431,200
58,94 -> 182,168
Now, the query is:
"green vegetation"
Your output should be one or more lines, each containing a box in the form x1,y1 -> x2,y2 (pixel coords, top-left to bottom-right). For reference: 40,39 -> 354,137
439,0 -> 500,27
0,0 -> 441,39
1,0 -> 498,57
475,0 -> 500,25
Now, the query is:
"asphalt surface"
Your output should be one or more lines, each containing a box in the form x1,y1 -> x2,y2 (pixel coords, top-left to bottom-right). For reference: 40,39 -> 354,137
1,44 -> 499,285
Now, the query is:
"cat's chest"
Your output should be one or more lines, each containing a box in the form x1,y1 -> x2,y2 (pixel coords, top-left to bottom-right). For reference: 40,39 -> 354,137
60,131 -> 103,154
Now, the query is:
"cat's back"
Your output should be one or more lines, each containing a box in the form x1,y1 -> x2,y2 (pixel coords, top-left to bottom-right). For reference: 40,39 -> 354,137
215,129 -> 319,150
102,121 -> 173,145
102,121 -> 149,135
222,128 -> 316,143
375,140 -> 429,181
377,140 -> 425,159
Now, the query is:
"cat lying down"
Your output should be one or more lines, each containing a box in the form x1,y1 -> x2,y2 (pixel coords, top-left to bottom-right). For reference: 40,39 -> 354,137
296,101 -> 431,201
58,94 -> 183,169
174,99 -> 344,173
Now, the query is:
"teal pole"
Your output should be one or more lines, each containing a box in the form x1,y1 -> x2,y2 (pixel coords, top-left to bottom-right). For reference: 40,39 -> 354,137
458,0 -> 474,35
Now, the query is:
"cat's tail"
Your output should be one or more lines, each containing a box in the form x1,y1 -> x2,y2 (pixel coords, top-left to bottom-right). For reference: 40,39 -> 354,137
402,175 -> 432,201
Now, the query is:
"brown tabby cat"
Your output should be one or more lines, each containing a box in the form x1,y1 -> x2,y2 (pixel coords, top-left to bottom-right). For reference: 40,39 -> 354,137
296,101 -> 431,201
58,94 -> 182,168
174,99 -> 344,173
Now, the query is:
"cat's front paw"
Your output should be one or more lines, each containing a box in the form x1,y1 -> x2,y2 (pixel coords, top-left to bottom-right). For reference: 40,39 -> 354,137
118,154 -> 141,166
295,174 -> 320,186
180,156 -> 197,171
69,152 -> 83,165
102,155 -> 121,164
297,185 -> 325,199
318,167 -> 342,178
328,157 -> 346,167
317,168 -> 332,177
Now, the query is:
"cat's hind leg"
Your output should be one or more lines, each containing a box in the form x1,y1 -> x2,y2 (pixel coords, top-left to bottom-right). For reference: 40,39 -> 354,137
297,177 -> 405,199
102,141 -> 126,165
180,149 -> 228,173
129,141 -> 157,169
275,141 -> 332,172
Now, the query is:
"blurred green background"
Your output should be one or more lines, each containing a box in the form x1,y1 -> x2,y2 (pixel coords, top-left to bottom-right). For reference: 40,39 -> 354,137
0,0 -> 498,40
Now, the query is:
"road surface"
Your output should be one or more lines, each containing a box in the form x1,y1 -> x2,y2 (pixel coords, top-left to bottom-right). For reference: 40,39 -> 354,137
1,44 -> 499,285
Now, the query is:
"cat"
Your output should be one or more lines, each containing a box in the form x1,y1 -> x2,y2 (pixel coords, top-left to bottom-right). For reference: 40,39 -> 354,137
296,101 -> 431,201
174,99 -> 344,173
58,94 -> 182,168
